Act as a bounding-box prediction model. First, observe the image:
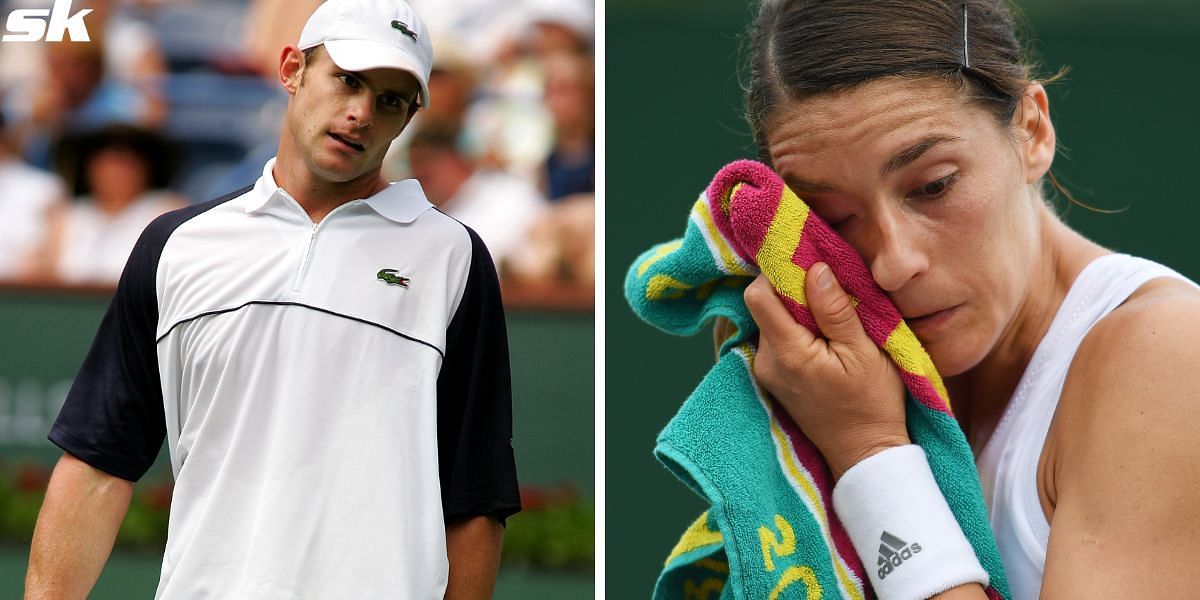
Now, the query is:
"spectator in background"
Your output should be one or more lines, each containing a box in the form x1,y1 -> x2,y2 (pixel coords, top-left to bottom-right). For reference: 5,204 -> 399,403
425,58 -> 477,129
503,50 -> 594,286
542,50 -> 593,202
88,0 -> 169,125
524,0 -> 593,60
505,192 -> 594,285
36,125 -> 184,285
409,0 -> 524,66
380,55 -> 478,181
4,39 -> 157,168
408,119 -> 546,273
0,112 -> 66,281
0,0 -> 167,101
451,0 -> 592,185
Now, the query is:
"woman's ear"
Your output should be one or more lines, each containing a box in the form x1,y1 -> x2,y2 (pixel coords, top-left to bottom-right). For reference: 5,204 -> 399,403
279,45 -> 305,95
1016,83 -> 1055,184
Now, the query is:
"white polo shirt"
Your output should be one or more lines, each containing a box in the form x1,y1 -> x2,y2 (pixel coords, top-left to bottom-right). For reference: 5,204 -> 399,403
50,159 -> 520,599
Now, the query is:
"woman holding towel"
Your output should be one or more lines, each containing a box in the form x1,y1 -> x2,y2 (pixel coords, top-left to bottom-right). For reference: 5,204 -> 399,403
740,1 -> 1200,598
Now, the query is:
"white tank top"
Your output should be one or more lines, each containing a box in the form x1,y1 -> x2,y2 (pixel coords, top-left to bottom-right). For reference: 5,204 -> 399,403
974,253 -> 1196,600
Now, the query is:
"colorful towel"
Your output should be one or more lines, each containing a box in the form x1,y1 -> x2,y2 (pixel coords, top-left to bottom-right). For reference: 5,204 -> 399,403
625,160 -> 1009,600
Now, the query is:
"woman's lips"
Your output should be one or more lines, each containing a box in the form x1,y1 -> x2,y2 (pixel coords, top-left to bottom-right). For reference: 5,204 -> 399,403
906,305 -> 960,336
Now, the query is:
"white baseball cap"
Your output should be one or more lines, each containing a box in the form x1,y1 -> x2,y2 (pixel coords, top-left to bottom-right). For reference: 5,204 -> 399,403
298,0 -> 434,109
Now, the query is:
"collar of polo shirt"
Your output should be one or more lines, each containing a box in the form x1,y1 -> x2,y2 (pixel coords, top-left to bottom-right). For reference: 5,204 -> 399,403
245,157 -> 433,224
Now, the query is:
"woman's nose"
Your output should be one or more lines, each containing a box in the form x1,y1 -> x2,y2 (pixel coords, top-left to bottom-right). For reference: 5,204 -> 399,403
863,212 -> 928,293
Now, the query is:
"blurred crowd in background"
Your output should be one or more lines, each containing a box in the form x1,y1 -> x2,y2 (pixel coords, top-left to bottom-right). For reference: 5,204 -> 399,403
0,0 -> 595,288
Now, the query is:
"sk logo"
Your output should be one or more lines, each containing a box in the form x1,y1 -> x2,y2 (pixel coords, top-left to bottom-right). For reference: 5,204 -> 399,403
390,20 -> 417,41
2,0 -> 92,42
377,269 -> 410,288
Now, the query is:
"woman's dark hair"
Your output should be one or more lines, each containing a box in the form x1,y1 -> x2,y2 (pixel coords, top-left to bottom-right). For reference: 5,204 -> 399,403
746,0 -> 1049,160
744,0 -> 1087,206
54,125 -> 178,197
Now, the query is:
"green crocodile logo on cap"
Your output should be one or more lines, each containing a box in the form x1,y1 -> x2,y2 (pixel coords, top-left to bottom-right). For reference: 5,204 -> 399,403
377,269 -> 410,287
391,20 -> 418,41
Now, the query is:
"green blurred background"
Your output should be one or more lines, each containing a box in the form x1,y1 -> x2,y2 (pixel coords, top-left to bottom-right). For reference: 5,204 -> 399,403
607,1 -> 1200,597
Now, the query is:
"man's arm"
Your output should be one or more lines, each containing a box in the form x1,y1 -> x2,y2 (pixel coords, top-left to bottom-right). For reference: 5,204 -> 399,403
437,228 -> 520,598
444,515 -> 504,600
25,453 -> 133,600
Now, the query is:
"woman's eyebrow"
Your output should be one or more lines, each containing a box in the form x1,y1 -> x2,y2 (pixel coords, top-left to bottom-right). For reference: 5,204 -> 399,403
785,134 -> 964,194
880,135 -> 964,178
788,177 -> 838,195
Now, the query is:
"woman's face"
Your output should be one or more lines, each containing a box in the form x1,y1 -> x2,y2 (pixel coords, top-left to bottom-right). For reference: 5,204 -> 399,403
764,77 -> 1054,377
88,147 -> 150,205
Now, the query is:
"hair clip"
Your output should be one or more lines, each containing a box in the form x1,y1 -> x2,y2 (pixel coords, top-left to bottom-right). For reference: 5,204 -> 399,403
962,3 -> 971,69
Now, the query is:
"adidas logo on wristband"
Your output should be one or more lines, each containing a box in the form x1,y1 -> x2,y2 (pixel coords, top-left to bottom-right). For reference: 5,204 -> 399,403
877,530 -> 922,580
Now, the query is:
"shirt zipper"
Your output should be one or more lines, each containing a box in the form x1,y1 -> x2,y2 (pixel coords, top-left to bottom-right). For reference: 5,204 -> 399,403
293,221 -> 319,292
290,202 -> 357,293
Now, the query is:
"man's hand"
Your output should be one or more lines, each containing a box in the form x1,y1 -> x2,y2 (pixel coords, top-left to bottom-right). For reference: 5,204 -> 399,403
744,263 -> 910,481
444,515 -> 504,600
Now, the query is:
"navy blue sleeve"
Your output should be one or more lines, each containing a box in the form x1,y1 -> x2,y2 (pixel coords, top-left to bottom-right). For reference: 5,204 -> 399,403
49,223 -> 167,481
437,227 -> 522,523
49,187 -> 250,482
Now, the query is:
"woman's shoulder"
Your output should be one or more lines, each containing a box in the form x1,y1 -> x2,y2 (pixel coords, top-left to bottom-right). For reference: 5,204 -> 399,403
1052,273 -> 1200,474
1065,274 -> 1200,401
1060,253 -> 1200,393
1083,275 -> 1200,358
1040,272 -> 1200,595
1039,274 -> 1200,571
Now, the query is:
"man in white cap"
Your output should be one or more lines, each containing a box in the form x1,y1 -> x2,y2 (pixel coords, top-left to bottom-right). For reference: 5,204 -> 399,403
25,1 -> 520,598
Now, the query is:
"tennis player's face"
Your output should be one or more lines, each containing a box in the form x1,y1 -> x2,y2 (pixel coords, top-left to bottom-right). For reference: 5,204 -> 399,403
764,77 -> 1054,377
287,48 -> 420,183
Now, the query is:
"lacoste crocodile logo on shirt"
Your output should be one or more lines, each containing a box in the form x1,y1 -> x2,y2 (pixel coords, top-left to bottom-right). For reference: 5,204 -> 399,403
391,20 -> 417,41
377,269 -> 410,287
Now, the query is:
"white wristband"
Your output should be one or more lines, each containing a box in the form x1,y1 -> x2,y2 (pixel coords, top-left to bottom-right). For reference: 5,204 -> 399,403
831,445 -> 988,600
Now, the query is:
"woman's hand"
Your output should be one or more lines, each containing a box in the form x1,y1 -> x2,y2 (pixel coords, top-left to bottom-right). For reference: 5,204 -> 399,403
744,263 -> 910,482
